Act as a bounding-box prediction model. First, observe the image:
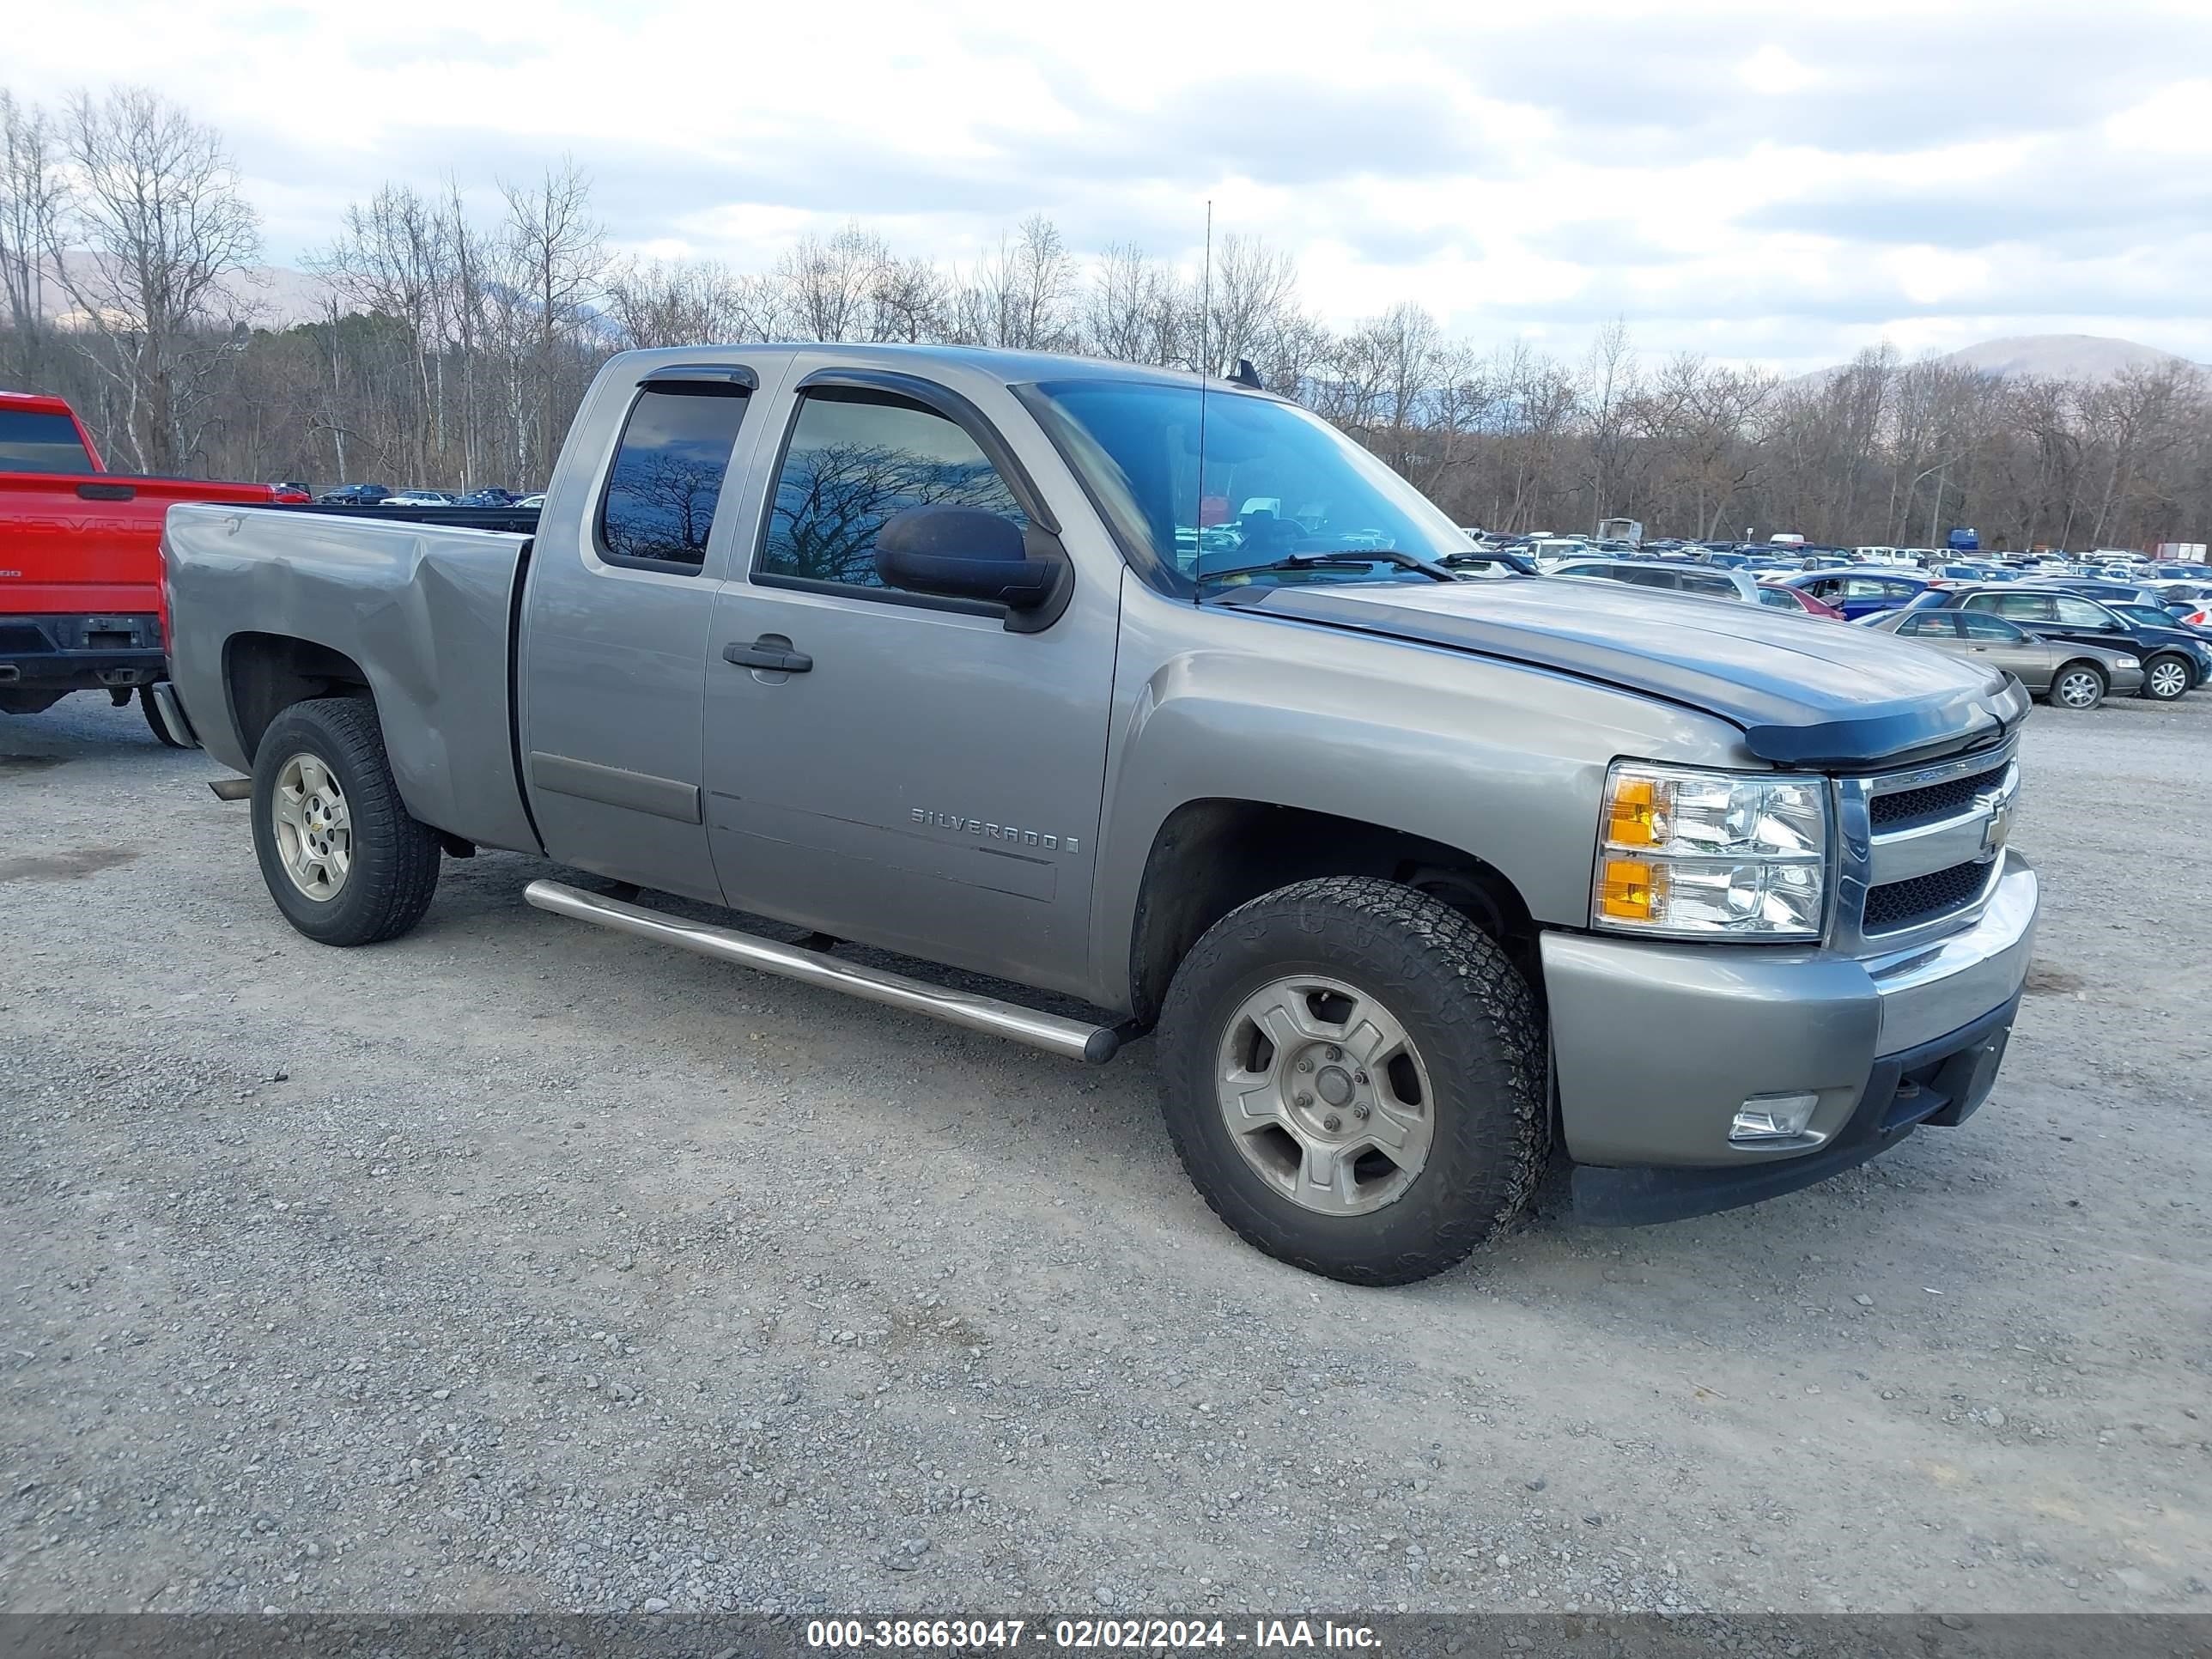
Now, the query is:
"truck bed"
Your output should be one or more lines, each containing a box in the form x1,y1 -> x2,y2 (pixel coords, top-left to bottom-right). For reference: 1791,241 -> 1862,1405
161,501 -> 539,854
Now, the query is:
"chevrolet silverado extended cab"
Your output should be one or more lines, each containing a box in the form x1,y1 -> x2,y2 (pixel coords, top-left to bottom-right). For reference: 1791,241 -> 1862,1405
1,390 -> 286,742
161,344 -> 2039,1284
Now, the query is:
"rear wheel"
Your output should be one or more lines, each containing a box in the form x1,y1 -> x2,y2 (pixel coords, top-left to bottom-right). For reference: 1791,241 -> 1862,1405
2049,663 -> 2106,710
251,697 -> 441,945
140,685 -> 191,747
1155,876 -> 1547,1285
2141,654 -> 2191,702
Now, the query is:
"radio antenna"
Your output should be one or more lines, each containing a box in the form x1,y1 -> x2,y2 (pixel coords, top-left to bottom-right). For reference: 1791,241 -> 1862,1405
1194,198 -> 1212,599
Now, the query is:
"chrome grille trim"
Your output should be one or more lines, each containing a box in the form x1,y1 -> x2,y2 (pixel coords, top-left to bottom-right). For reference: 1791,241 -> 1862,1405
1831,739 -> 2019,956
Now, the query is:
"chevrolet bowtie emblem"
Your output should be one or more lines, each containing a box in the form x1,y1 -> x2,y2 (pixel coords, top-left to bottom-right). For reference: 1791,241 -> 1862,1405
1977,790 -> 2012,854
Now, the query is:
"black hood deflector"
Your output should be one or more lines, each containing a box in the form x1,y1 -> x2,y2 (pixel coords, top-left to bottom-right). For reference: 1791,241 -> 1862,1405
1221,580 -> 2029,770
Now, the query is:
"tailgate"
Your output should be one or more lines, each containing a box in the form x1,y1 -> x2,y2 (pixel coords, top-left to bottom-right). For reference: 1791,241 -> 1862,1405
1,472 -> 275,612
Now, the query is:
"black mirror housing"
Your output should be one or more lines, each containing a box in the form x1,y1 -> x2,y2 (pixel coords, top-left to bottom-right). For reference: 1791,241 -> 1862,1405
875,505 -> 1062,615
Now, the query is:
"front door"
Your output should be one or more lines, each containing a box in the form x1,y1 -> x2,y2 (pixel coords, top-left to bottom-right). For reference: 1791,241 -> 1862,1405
700,374 -> 1119,999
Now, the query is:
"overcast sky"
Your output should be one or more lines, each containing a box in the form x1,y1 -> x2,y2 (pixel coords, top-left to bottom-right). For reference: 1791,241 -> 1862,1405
15,0 -> 2212,373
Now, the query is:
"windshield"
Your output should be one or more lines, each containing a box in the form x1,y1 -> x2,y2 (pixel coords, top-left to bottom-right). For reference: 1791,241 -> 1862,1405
1024,378 -> 1475,592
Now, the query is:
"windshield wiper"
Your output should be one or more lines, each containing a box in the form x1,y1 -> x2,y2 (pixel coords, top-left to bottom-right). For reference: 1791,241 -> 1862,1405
1200,549 -> 1456,583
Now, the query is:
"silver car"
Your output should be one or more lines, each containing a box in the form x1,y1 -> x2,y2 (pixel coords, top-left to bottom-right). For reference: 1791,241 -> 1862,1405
1866,608 -> 2142,708
1546,557 -> 1760,603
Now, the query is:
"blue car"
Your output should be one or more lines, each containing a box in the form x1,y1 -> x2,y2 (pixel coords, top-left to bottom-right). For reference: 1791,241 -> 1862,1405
1770,566 -> 1935,621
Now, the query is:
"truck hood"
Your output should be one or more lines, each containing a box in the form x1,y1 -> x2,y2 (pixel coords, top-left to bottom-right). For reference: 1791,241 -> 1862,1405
1221,578 -> 2028,769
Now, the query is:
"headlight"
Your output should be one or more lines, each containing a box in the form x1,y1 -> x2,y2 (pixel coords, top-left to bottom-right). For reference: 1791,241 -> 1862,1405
1594,763 -> 1828,939
2116,655 -> 2140,669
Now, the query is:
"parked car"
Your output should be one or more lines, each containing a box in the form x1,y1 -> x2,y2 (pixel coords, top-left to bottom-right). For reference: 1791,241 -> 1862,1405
1771,567 -> 1934,620
0,389 -> 282,741
1753,581 -> 1844,619
157,343 -> 2038,1285
2106,600 -> 2212,642
1902,584 -> 2212,702
2027,578 -> 2161,607
515,493 -> 547,509
318,483 -> 391,505
380,490 -> 455,507
270,481 -> 313,502
1862,608 -> 2141,710
1547,558 -> 1760,602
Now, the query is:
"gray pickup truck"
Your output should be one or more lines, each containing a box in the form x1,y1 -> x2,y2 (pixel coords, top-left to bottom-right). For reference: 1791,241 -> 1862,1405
160,343 -> 2039,1284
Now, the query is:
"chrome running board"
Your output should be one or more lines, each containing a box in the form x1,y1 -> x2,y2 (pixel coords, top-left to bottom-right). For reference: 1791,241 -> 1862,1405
523,878 -> 1121,1064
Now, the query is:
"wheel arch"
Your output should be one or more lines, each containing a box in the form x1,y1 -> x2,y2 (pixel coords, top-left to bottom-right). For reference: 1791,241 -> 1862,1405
1123,797 -> 1539,1029
222,631 -> 374,763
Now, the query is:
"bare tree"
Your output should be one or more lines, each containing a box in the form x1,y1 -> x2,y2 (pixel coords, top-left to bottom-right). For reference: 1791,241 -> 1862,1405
777,222 -> 885,343
0,90 -> 67,383
952,215 -> 1077,351
501,159 -> 605,481
45,86 -> 262,472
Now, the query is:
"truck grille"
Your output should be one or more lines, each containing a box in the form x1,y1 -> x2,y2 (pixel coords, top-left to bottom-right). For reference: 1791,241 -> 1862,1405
1863,860 -> 1995,933
1867,763 -> 2009,830
1837,741 -> 2019,951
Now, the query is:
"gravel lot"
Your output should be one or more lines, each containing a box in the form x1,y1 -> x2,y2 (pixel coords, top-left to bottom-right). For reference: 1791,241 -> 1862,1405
3,690 -> 2207,1619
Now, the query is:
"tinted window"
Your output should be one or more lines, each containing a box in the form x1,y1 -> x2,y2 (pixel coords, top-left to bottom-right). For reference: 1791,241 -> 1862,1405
2052,596 -> 2119,627
1957,612 -> 2026,641
0,408 -> 96,473
1843,576 -> 1895,599
598,384 -> 750,569
1985,592 -> 2054,621
757,391 -> 1024,590
1896,613 -> 1957,638
1756,586 -> 1796,609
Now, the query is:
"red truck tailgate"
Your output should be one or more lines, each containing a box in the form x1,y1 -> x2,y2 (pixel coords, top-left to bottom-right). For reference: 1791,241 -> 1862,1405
1,471 -> 276,617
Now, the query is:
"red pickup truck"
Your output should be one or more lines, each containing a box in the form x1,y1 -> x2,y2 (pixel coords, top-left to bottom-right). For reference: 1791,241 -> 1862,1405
0,390 -> 295,744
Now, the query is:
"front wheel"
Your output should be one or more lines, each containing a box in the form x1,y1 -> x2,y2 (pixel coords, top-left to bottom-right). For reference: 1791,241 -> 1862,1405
250,697 -> 441,945
1155,876 -> 1547,1285
2141,654 -> 2192,702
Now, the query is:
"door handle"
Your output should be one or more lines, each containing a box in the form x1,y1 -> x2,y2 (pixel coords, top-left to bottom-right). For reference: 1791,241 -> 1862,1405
723,636 -> 812,673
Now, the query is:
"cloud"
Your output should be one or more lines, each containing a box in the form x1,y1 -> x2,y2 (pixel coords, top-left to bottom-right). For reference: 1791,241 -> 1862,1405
4,0 -> 2208,374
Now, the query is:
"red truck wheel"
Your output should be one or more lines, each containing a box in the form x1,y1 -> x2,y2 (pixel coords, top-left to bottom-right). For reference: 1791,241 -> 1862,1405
140,686 -> 191,748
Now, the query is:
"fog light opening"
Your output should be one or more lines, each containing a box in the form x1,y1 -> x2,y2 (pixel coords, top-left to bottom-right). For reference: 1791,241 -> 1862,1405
1730,1091 -> 1823,1146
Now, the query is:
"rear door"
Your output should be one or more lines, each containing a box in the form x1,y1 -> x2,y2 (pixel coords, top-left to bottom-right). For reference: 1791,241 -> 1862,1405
520,358 -> 786,902
698,367 -> 1118,997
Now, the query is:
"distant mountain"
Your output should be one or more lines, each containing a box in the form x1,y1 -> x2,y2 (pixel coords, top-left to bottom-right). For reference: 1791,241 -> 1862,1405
30,252 -> 333,331
1940,333 -> 2206,380
1797,332 -> 2209,388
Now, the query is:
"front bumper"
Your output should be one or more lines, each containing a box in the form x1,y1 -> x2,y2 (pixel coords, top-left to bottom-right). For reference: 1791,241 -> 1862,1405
0,612 -> 165,691
1540,852 -> 2038,1222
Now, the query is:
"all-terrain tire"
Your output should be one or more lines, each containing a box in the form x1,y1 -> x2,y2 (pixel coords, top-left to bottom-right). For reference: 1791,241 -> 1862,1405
251,696 -> 441,946
1154,875 -> 1548,1285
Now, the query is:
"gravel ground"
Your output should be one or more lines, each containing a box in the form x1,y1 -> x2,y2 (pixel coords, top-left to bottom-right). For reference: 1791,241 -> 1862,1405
2,690 -> 2207,1619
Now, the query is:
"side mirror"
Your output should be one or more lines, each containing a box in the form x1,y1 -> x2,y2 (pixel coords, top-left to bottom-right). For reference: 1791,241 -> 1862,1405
875,506 -> 1063,617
